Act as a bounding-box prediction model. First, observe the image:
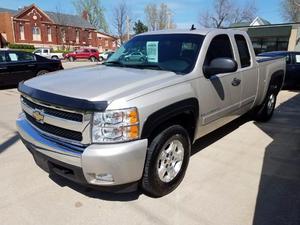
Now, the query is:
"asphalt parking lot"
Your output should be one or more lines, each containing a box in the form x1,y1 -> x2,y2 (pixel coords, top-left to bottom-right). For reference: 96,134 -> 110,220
0,67 -> 299,224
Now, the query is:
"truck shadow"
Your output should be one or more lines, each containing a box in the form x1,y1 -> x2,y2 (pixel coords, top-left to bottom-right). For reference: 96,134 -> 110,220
0,132 -> 19,154
252,91 -> 300,225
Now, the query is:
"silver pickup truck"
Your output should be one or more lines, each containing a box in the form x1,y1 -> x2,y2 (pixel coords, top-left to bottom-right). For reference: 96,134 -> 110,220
16,29 -> 285,197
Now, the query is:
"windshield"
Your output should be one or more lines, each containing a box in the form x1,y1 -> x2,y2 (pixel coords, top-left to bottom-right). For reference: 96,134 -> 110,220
106,34 -> 205,74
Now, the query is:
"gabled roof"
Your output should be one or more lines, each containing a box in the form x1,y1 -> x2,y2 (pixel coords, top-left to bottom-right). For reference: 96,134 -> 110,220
250,17 -> 271,26
0,5 -> 95,29
229,17 -> 271,28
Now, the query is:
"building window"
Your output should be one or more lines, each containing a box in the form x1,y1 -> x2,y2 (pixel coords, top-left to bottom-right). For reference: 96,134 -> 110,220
32,27 -> 41,41
76,30 -> 80,44
47,27 -> 52,42
105,40 -> 108,47
61,29 -> 66,43
88,31 -> 92,39
20,24 -> 25,40
112,41 -> 116,48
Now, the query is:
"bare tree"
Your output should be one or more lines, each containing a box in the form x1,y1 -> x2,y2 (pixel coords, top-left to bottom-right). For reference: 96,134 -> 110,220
281,0 -> 300,22
199,0 -> 257,28
145,3 -> 175,31
113,1 -> 129,44
73,0 -> 108,32
145,4 -> 157,31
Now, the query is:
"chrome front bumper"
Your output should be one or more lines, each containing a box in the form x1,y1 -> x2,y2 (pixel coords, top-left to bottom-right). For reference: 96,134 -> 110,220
16,113 -> 148,187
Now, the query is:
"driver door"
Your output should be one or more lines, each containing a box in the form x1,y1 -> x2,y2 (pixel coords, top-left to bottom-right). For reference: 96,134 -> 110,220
197,34 -> 242,134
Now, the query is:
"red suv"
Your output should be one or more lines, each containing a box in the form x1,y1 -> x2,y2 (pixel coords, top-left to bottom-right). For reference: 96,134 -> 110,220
65,48 -> 99,62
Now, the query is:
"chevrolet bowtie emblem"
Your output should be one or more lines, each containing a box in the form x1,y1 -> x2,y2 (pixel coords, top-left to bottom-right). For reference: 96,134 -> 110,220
32,109 -> 45,123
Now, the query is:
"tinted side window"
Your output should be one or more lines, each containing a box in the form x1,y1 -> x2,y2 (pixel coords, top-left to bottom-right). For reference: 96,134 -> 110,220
204,34 -> 233,66
0,52 -> 6,63
234,35 -> 251,68
8,52 -> 35,62
294,54 -> 300,64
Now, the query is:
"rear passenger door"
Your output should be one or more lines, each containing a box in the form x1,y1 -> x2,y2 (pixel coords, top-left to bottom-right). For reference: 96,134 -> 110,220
200,34 -> 241,126
234,34 -> 258,114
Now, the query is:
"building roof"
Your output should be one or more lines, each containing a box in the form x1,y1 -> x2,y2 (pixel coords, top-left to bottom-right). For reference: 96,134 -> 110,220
0,6 -> 95,29
229,17 -> 271,28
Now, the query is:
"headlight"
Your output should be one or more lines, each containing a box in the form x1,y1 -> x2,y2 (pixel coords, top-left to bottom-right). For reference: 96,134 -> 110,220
92,108 -> 139,143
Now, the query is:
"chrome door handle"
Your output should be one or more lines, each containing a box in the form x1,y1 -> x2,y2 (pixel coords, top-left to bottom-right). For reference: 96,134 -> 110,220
231,78 -> 241,86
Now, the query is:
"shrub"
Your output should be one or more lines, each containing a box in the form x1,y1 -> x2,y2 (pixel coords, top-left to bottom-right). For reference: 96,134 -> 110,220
8,44 -> 35,50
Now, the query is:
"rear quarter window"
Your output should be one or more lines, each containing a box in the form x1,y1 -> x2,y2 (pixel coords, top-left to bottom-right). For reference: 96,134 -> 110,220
234,35 -> 251,68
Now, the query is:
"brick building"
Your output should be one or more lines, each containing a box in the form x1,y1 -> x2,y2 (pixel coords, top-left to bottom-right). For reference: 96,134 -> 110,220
0,4 -> 117,51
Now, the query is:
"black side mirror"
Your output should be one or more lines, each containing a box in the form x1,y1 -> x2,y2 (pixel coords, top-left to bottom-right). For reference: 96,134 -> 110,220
203,58 -> 238,77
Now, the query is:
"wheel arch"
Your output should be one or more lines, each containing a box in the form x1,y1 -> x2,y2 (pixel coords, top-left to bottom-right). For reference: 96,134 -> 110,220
269,69 -> 285,94
141,98 -> 199,144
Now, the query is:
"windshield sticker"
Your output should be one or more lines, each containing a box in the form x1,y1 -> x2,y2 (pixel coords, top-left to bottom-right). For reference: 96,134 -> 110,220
146,41 -> 159,63
8,53 -> 18,61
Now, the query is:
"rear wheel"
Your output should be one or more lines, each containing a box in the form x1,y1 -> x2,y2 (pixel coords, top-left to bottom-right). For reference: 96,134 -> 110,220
36,70 -> 48,76
51,56 -> 59,60
141,125 -> 191,197
99,56 -> 104,62
90,56 -> 97,62
254,83 -> 279,122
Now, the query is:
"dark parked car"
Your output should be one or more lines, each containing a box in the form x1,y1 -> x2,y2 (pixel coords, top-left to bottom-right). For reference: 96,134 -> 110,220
0,50 -> 63,87
64,48 -> 99,62
258,51 -> 300,88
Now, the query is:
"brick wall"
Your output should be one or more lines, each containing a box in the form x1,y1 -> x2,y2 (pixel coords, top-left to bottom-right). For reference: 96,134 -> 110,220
0,12 -> 14,46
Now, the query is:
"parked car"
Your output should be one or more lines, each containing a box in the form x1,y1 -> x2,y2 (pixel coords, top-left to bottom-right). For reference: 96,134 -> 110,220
258,51 -> 300,88
33,48 -> 64,60
99,51 -> 115,61
17,29 -> 285,197
122,51 -> 146,62
0,50 -> 63,87
64,48 -> 99,62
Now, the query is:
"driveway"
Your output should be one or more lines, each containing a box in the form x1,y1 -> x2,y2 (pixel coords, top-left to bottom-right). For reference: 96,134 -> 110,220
0,89 -> 299,225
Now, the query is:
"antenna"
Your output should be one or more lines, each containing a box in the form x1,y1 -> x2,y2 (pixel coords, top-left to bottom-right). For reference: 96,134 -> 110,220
190,24 -> 196,31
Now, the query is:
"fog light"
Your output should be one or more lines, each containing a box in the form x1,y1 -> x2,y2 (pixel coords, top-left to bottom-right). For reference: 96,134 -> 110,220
95,173 -> 114,182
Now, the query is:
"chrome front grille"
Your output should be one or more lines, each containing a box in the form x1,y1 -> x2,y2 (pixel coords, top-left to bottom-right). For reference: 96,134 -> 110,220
21,95 -> 92,147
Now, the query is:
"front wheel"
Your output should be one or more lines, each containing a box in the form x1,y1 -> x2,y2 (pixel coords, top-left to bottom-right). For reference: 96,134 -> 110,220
68,56 -> 75,62
141,125 -> 191,197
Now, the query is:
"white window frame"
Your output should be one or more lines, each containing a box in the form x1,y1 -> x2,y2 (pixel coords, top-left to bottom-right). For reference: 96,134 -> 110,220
32,26 -> 41,41
47,27 -> 52,42
20,24 -> 25,40
76,30 -> 80,44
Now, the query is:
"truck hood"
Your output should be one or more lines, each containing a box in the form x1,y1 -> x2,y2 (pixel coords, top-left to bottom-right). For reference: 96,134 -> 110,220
23,65 -> 179,102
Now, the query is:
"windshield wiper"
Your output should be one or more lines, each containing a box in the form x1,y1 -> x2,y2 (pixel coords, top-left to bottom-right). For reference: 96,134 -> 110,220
126,64 -> 164,71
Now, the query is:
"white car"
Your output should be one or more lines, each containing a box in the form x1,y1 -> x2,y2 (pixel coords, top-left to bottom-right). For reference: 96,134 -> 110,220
99,51 -> 114,61
33,48 -> 64,60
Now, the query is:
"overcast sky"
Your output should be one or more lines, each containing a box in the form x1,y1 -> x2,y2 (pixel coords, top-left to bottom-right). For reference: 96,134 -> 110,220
0,0 -> 284,31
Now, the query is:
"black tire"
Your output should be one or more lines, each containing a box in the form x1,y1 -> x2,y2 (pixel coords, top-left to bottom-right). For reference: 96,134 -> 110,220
68,56 -> 75,62
99,56 -> 104,62
36,70 -> 48,76
90,56 -> 97,62
141,125 -> 191,197
51,56 -> 59,60
254,83 -> 279,122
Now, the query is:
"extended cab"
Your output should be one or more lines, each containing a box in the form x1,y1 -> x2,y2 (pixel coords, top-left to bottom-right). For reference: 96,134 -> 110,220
16,29 -> 285,197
